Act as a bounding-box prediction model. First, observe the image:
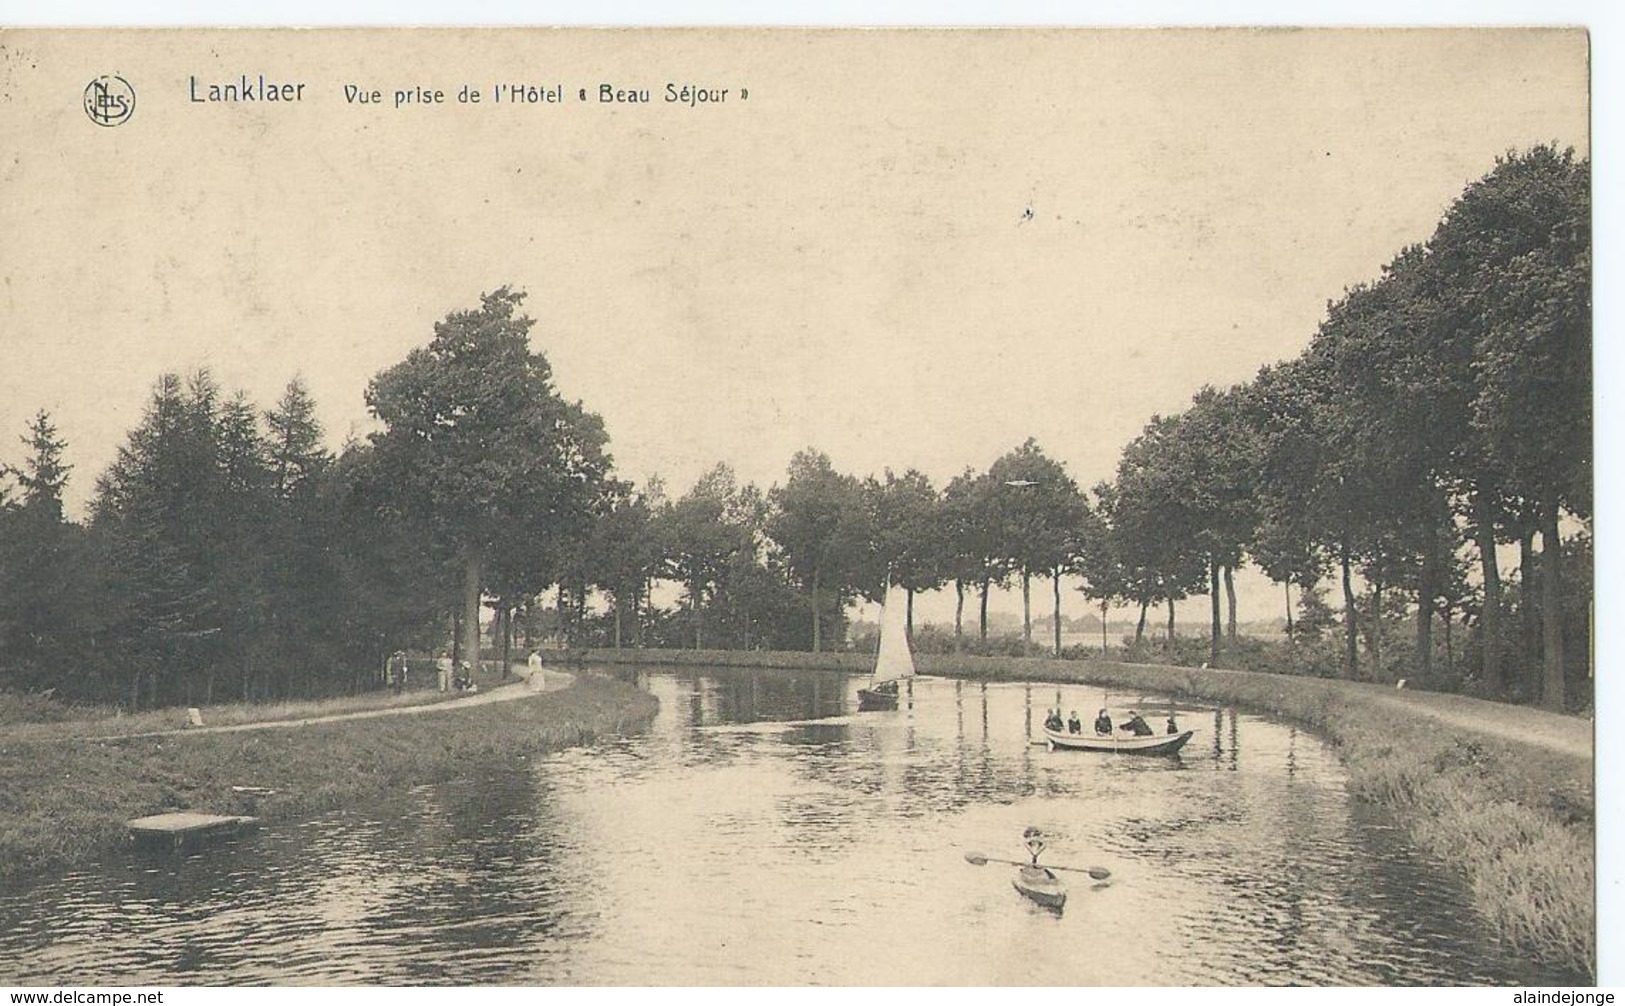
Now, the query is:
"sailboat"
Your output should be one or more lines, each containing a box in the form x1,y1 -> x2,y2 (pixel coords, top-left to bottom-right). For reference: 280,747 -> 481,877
857,582 -> 916,711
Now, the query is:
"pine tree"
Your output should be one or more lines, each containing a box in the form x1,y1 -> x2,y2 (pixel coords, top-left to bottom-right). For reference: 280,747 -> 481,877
0,411 -> 81,691
92,374 -> 220,707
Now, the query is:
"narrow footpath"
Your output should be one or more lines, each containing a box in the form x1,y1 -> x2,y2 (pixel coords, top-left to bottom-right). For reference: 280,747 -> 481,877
1359,682 -> 1593,759
94,666 -> 576,742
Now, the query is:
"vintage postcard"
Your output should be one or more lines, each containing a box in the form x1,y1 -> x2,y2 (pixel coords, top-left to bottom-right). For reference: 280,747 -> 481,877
0,28 -> 1598,989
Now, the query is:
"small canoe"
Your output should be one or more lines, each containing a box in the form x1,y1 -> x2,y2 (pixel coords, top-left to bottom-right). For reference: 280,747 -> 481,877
1013,865 -> 1067,910
1044,727 -> 1194,756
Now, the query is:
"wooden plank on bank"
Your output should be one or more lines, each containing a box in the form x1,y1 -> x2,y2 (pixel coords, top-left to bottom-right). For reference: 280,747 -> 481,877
127,812 -> 259,847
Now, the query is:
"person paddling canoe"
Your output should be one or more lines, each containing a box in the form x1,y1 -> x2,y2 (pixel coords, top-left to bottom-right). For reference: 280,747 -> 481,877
1023,826 -> 1047,864
1016,828 -> 1067,909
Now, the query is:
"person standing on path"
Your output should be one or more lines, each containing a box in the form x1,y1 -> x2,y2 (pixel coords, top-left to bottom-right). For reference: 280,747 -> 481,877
436,651 -> 453,693
527,649 -> 545,691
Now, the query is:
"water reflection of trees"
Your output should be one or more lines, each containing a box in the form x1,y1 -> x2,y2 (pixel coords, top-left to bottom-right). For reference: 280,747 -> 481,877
604,670 -> 1568,984
2,669 -> 1575,985
362,767 -> 594,984
657,669 -> 1570,983
772,677 -> 1082,843
674,666 -> 849,726
0,764 -> 596,985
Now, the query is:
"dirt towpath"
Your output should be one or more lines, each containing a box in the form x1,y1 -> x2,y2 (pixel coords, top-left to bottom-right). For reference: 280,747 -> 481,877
1351,680 -> 1591,759
96,666 -> 575,742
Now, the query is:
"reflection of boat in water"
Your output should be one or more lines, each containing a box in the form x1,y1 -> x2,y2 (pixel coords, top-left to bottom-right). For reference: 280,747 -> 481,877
1013,864 -> 1067,909
857,582 -> 915,712
1044,727 -> 1194,755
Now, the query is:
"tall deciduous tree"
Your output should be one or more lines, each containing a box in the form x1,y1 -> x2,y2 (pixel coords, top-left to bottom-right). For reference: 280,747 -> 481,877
986,439 -> 1086,655
1244,362 -> 1332,643
867,468 -> 944,638
365,288 -> 612,674
768,449 -> 872,652
1070,488 -> 1121,655
656,463 -> 755,650
1109,415 -> 1210,652
1436,146 -> 1590,709
585,482 -> 660,650
1157,389 -> 1261,666
940,468 -> 1011,643
328,439 -> 453,677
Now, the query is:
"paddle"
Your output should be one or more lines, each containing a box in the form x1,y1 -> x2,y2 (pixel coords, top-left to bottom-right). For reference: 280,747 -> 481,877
963,851 -> 1111,880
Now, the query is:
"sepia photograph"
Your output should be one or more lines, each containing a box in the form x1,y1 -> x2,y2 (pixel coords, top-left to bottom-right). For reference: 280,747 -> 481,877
0,23 -> 1602,988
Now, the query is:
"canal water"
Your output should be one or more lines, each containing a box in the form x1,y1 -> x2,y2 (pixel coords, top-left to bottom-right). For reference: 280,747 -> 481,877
0,667 -> 1577,985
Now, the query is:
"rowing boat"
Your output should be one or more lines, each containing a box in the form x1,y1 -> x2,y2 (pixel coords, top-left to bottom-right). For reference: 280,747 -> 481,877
1044,726 -> 1194,756
1012,864 -> 1067,909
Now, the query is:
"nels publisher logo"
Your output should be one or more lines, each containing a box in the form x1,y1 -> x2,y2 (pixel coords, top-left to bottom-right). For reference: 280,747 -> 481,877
83,75 -> 135,126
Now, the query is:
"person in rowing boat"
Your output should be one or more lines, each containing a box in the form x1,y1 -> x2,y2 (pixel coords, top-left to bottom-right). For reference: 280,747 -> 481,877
1044,707 -> 1065,732
1120,710 -> 1154,736
1166,713 -> 1180,734
1093,709 -> 1113,735
1023,826 -> 1046,864
1066,710 -> 1082,734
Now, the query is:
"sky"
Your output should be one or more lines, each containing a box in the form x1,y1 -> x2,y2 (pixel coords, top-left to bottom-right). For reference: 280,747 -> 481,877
0,28 -> 1591,627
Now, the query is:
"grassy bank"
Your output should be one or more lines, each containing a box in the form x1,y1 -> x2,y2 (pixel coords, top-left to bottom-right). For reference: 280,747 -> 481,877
577,647 -> 1594,977
0,674 -> 658,886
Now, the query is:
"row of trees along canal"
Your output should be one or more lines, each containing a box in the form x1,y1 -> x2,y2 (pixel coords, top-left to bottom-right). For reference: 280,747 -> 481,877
0,146 -> 1589,713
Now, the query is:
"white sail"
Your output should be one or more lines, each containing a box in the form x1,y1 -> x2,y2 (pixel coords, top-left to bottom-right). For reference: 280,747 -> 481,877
872,583 -> 917,683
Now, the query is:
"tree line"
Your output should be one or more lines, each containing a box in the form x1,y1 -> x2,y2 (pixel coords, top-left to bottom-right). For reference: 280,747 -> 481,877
0,145 -> 1589,711
1081,145 -> 1590,710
